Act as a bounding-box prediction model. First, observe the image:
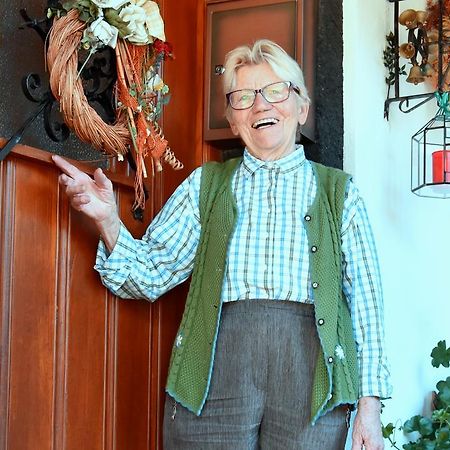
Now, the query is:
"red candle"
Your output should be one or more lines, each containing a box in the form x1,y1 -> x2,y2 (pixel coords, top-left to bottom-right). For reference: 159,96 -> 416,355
432,150 -> 450,183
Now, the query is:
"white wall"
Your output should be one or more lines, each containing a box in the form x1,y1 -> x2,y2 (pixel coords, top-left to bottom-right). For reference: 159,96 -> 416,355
343,0 -> 450,447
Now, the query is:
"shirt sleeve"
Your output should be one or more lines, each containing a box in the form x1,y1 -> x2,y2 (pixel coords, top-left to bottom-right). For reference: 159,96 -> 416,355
94,167 -> 202,300
341,179 -> 393,399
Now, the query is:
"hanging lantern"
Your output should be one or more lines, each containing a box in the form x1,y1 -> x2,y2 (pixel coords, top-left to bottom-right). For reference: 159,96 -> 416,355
411,92 -> 450,198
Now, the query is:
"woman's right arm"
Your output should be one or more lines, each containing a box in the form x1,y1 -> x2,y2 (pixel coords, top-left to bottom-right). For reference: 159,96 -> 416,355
52,155 -> 202,300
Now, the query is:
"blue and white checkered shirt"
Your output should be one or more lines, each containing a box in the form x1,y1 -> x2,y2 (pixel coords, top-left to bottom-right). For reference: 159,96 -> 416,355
95,146 -> 392,399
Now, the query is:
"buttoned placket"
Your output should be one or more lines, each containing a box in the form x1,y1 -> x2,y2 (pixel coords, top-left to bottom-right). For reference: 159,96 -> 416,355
264,164 -> 279,294
225,147 -> 317,302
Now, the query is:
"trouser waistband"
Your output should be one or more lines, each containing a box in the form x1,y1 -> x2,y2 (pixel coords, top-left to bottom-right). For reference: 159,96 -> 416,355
222,299 -> 315,316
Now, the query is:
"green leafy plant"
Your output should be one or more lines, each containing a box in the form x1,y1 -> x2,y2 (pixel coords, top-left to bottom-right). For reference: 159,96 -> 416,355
382,340 -> 450,450
384,32 -> 407,87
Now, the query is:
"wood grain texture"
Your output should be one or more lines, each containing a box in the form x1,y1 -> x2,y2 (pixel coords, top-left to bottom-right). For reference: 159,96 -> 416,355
7,158 -> 58,449
0,0 -> 207,447
0,149 -> 13,450
0,146 -> 154,450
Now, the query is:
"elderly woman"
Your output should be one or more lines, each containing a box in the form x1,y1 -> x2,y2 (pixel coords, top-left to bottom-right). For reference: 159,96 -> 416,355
53,40 -> 391,450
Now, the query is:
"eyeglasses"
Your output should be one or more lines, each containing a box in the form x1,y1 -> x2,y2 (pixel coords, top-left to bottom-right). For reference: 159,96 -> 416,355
226,81 -> 300,110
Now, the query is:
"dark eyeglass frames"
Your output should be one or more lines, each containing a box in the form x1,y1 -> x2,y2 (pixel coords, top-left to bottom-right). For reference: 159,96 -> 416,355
226,81 -> 301,110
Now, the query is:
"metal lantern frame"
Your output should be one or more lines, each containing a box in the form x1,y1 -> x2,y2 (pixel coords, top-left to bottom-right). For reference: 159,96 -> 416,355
411,110 -> 450,197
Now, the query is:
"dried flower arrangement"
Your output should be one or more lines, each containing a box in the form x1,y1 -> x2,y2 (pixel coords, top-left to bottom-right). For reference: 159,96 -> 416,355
47,0 -> 183,210
424,0 -> 450,90
394,1 -> 450,90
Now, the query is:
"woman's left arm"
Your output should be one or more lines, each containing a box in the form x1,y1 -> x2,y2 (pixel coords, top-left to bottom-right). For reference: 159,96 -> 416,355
341,180 -> 392,449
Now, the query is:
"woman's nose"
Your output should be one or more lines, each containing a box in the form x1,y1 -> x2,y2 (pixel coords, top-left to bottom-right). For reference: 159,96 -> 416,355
252,92 -> 272,110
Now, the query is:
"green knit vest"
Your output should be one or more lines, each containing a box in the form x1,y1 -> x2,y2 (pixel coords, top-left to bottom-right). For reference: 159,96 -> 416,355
165,157 -> 359,424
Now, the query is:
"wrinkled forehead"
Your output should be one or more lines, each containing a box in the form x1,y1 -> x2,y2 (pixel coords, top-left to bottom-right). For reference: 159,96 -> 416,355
231,62 -> 282,90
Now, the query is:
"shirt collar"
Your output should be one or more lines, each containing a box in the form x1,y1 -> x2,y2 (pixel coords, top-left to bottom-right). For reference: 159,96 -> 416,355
241,145 -> 306,178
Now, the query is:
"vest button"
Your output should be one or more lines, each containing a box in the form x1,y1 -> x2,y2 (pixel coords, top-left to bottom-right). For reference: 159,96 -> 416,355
318,318 -> 325,326
311,246 -> 318,253
328,356 -> 334,364
312,282 -> 319,289
304,215 -> 311,221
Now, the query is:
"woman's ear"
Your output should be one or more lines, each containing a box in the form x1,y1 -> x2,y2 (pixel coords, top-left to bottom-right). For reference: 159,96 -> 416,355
298,102 -> 309,126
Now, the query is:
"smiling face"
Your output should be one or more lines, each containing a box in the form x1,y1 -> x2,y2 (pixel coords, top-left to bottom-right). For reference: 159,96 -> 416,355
227,62 -> 309,161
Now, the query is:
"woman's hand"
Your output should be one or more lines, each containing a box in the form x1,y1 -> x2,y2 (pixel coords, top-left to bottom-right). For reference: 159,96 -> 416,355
52,155 -> 121,250
351,396 -> 384,450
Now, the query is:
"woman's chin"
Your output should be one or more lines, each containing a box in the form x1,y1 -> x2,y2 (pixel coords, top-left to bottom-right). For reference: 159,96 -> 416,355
247,142 -> 295,160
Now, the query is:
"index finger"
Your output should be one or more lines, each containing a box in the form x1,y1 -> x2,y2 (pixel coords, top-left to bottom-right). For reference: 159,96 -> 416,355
52,154 -> 82,179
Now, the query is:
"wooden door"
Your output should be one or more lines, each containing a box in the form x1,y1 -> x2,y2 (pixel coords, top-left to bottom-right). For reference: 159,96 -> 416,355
0,144 -> 187,450
0,0 -> 205,448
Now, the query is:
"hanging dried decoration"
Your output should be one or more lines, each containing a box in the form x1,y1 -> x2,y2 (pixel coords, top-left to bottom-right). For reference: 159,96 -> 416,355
426,0 -> 450,30
46,0 -> 183,210
425,0 -> 450,90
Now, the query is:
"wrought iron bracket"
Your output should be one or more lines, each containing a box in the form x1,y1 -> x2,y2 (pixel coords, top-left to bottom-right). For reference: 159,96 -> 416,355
384,92 -> 436,119
2,9 -> 69,160
0,72 -> 70,162
19,8 -> 51,42
4,8 -> 119,156
0,101 -> 48,162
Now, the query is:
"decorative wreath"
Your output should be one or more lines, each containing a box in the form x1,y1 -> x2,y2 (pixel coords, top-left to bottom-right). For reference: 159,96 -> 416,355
46,0 -> 183,210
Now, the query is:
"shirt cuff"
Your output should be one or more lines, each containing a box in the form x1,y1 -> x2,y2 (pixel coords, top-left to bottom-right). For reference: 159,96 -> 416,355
94,223 -> 137,286
358,362 -> 393,400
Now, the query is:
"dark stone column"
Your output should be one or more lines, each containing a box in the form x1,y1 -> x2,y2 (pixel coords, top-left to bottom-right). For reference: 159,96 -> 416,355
304,0 -> 343,169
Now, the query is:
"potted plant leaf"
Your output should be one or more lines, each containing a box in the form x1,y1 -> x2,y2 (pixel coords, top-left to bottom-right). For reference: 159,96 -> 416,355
382,340 -> 450,450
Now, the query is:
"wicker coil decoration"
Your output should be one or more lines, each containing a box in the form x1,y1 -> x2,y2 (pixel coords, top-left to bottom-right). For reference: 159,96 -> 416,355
46,8 -> 183,210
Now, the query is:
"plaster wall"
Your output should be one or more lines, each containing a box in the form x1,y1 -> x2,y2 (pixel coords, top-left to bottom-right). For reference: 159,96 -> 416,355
343,0 -> 450,447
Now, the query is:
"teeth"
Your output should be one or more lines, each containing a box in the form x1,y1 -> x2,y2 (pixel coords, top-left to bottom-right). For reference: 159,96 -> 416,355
252,118 -> 279,129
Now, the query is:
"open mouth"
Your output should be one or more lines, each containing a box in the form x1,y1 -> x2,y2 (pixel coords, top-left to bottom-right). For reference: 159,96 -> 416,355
251,118 -> 279,129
